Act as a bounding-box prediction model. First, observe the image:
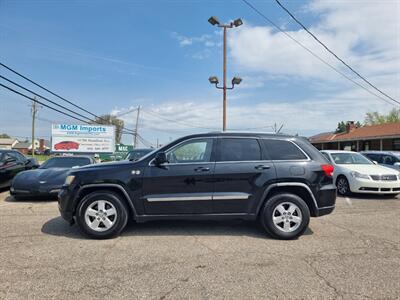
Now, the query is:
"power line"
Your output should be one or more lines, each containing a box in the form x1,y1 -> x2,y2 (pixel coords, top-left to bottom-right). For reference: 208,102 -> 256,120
0,62 -> 137,133
274,0 -> 399,105
0,62 -> 108,119
0,83 -> 134,135
240,0 -> 398,107
0,75 -> 96,124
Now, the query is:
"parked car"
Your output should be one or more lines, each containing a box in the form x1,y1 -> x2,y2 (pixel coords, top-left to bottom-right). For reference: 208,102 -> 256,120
361,151 -> 400,170
321,150 -> 400,196
11,156 -> 95,199
54,141 -> 80,151
59,132 -> 336,240
0,150 -> 39,189
125,148 -> 153,161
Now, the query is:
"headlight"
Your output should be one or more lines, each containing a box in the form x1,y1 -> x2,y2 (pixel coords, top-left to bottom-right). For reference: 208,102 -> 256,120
64,175 -> 75,186
350,171 -> 370,180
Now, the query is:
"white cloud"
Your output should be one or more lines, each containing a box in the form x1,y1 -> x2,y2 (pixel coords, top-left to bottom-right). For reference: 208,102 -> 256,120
229,0 -> 400,98
119,1 -> 399,145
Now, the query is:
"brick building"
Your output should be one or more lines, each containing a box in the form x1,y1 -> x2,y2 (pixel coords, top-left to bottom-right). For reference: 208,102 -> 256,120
309,122 -> 400,151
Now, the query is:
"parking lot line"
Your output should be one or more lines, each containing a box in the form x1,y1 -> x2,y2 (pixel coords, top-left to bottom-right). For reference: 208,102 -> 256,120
345,197 -> 353,207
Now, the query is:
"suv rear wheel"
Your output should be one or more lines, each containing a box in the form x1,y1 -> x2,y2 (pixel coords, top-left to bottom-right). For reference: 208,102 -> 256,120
260,193 -> 310,240
76,191 -> 129,239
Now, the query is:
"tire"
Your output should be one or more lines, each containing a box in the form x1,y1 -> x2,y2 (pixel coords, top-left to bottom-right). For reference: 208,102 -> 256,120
336,176 -> 350,196
260,193 -> 310,240
76,191 -> 129,239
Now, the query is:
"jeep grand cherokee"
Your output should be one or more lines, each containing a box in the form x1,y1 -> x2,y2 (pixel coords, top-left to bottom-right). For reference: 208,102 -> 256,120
58,132 -> 336,240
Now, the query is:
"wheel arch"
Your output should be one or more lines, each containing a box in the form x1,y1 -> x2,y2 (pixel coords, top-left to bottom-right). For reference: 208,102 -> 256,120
257,183 -> 319,217
75,184 -> 137,220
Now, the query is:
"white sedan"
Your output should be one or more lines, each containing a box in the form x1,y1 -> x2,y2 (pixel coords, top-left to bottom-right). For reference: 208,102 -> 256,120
321,150 -> 400,196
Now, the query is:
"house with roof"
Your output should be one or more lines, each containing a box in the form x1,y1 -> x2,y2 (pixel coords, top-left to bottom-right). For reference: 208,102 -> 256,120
0,138 -> 19,149
309,121 -> 400,152
12,139 -> 51,154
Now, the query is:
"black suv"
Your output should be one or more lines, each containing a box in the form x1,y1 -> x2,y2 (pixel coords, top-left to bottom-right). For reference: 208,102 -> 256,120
58,133 -> 336,240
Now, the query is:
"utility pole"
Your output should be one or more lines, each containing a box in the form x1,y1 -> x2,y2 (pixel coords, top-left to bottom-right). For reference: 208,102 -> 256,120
208,16 -> 243,131
133,106 -> 141,148
31,98 -> 38,158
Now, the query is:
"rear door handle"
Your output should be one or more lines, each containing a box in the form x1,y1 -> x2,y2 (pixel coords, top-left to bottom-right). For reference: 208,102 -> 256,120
194,167 -> 210,172
255,165 -> 271,170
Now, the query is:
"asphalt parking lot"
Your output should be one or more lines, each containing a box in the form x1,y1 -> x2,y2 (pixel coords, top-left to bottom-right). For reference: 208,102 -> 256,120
0,191 -> 399,300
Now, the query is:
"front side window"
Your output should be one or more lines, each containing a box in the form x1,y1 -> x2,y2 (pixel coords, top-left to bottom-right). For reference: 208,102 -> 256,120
218,138 -> 261,161
382,155 -> 398,165
167,139 -> 213,163
8,152 -> 26,162
262,139 -> 307,160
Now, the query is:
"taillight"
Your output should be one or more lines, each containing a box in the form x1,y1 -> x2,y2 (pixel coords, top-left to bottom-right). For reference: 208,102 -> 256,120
321,164 -> 334,177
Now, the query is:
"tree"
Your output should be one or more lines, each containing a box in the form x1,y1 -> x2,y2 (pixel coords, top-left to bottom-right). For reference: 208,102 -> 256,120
335,121 -> 347,133
364,108 -> 400,125
335,121 -> 362,133
0,133 -> 11,138
92,115 -> 124,144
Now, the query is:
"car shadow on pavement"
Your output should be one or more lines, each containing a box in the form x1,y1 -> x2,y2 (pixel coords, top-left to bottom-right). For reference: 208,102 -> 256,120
5,194 -> 57,203
347,193 -> 399,200
41,217 -> 313,240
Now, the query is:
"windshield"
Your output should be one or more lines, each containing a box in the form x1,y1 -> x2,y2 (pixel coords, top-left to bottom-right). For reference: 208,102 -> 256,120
331,152 -> 373,165
40,157 -> 91,169
126,149 -> 153,161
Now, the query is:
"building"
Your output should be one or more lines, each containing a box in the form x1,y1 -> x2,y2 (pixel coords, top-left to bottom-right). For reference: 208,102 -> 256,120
0,138 -> 19,149
12,139 -> 50,154
310,122 -> 400,151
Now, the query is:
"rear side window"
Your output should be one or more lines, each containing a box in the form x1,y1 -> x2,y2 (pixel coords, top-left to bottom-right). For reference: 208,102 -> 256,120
364,153 -> 381,163
262,139 -> 307,160
218,138 -> 261,161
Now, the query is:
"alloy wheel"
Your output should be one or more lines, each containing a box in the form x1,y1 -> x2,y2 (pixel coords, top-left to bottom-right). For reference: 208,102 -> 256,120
337,178 -> 349,195
84,200 -> 118,232
272,202 -> 302,233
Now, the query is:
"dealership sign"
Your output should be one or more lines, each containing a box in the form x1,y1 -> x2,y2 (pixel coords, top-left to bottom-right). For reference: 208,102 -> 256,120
51,124 -> 115,153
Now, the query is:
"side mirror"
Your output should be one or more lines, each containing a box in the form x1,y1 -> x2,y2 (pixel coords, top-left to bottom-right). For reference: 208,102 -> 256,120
154,152 -> 168,166
372,161 -> 378,165
26,158 -> 39,169
394,162 -> 400,167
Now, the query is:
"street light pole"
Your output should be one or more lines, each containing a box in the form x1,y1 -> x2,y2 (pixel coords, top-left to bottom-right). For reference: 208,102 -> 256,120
222,26 -> 227,131
208,16 -> 243,131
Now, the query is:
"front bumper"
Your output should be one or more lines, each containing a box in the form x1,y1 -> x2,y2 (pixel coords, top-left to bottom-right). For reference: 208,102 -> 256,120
58,186 -> 76,224
10,186 -> 61,197
349,177 -> 400,194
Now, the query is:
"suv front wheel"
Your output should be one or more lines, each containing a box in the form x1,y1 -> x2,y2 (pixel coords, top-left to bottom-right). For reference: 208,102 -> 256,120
260,193 -> 310,240
76,191 -> 129,239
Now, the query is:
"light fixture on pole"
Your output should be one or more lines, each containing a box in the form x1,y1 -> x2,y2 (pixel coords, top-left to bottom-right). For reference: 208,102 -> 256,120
208,16 -> 243,131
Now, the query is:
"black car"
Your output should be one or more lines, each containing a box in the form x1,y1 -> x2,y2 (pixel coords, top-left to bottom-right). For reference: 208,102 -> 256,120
11,156 -> 95,199
0,150 -> 39,189
59,132 -> 336,240
125,148 -> 153,161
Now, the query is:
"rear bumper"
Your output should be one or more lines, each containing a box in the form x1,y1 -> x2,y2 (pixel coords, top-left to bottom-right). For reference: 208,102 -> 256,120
315,184 -> 336,216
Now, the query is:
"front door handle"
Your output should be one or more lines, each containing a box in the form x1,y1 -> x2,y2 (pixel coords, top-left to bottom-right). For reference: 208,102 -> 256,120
194,167 -> 210,172
255,165 -> 271,170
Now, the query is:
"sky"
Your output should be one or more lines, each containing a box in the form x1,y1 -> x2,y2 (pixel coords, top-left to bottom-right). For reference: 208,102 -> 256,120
0,0 -> 399,147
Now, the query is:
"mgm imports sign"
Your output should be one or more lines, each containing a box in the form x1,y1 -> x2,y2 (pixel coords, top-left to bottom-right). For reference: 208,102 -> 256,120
51,124 -> 115,153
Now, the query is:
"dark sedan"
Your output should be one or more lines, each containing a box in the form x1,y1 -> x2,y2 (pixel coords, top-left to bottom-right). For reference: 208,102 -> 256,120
11,156 -> 95,199
0,150 -> 38,189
